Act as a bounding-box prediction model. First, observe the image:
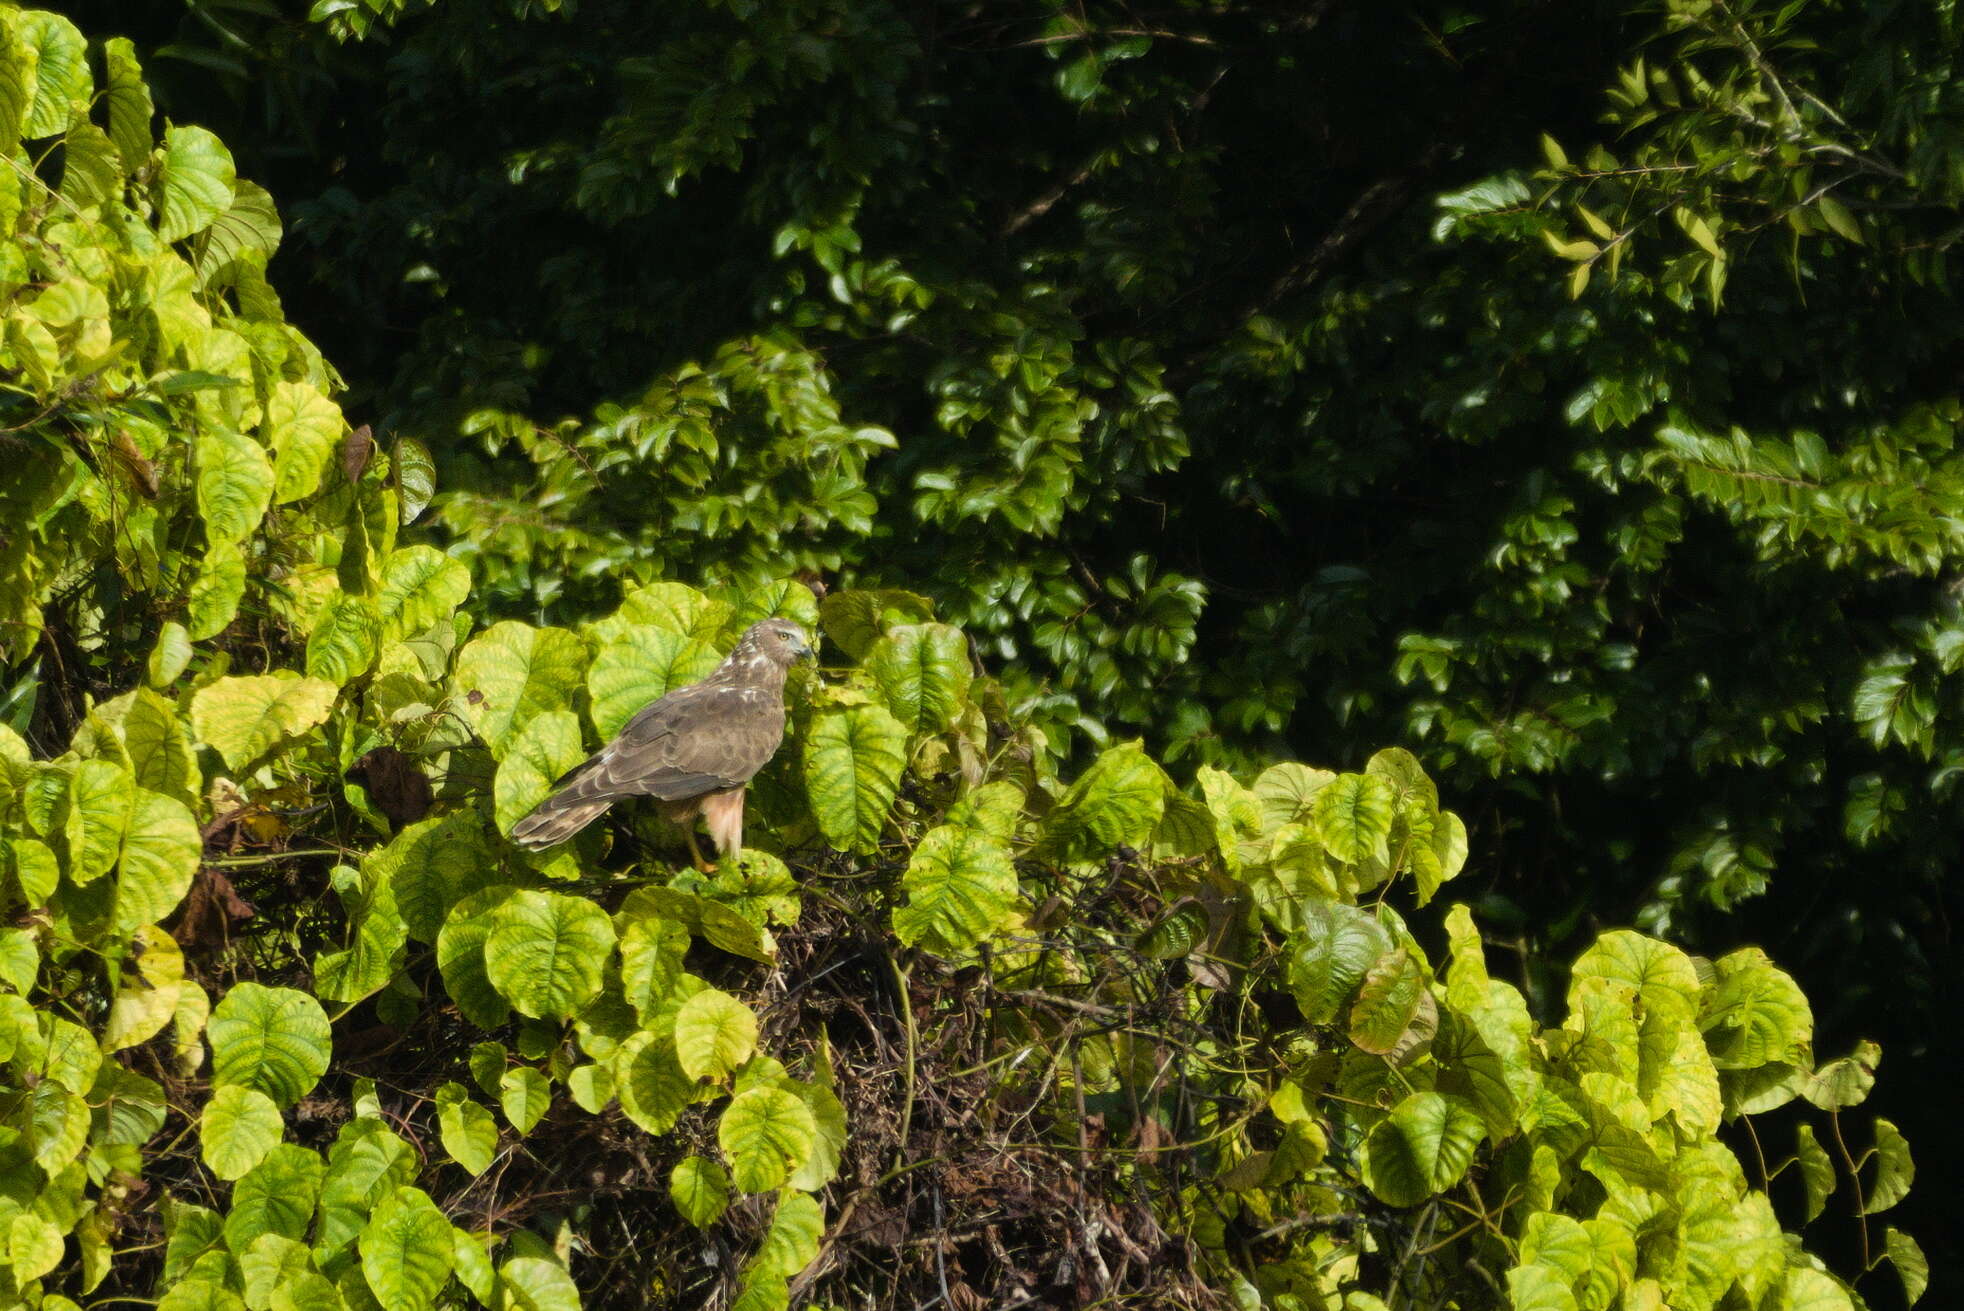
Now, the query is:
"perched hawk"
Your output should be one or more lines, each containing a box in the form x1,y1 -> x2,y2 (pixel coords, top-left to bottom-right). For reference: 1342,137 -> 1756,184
510,618 -> 813,864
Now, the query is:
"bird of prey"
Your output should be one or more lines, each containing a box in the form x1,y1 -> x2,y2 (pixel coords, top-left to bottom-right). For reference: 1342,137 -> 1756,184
510,618 -> 814,865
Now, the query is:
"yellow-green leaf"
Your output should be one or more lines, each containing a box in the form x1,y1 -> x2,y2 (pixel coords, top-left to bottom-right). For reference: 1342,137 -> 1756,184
587,626 -> 720,740
669,1156 -> 730,1228
866,623 -> 970,736
894,824 -> 1021,957
19,11 -> 87,139
201,1084 -> 284,1181
1042,740 -> 1168,861
1360,1091 -> 1484,1207
1796,1123 -> 1834,1223
263,381 -> 342,503
359,1186 -> 455,1311
1863,1118 -> 1912,1214
376,546 -> 471,646
307,592 -> 381,686
719,1086 -> 816,1194
492,710 -> 588,839
197,427 -> 273,548
484,889 -> 616,1021
114,788 -> 201,937
1313,773 -> 1396,865
435,1083 -> 498,1176
499,1067 -> 551,1135
156,124 -> 237,242
674,989 -> 759,1082
803,702 -> 908,853
191,673 -> 339,771
209,982 -> 332,1108
1885,1226 -> 1927,1306
103,38 -> 154,164
454,622 -> 587,757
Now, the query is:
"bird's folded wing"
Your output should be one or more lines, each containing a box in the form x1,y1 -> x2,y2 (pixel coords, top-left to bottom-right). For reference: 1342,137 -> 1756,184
558,682 -> 782,801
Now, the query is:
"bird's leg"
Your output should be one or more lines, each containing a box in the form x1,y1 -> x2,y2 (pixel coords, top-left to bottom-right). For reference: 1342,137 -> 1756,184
683,825 -> 716,875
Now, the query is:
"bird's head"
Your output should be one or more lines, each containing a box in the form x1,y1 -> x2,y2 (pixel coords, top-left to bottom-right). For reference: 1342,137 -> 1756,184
743,618 -> 816,667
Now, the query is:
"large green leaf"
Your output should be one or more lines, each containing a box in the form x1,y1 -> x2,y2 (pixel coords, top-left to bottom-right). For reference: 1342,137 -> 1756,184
0,19 -> 33,143
866,623 -> 970,736
376,546 -> 471,645
318,1118 -> 417,1260
97,52 -> 149,166
1570,931 -> 1702,1016
786,1079 -> 847,1192
1348,948 -> 1426,1056
1700,948 -> 1812,1070
1802,1040 -> 1881,1111
224,1145 -> 324,1252
615,581 -> 731,641
748,1191 -> 824,1282
454,622 -> 587,757
185,544 -> 247,640
1796,1124 -> 1835,1223
359,1186 -> 455,1311
1313,773 -> 1396,866
1360,1091 -> 1485,1207
492,710 -> 589,838
239,1234 -> 313,1309
1863,1118 -> 1913,1214
64,757 -> 132,885
893,824 -> 1021,957
625,885 -> 777,964
156,124 -> 237,242
1042,741 -> 1168,861
395,438 -> 437,524
313,859 -> 409,1004
484,889 -> 617,1020
719,1085 -> 816,1194
803,702 -> 908,853
587,625 -> 721,739
191,673 -> 339,771
669,1157 -> 730,1228
1885,1226 -> 1928,1307
8,1211 -> 61,1283
201,1084 -> 284,1181
196,427 -> 273,548
194,179 -> 283,286
619,910 -> 690,1024
614,1030 -> 695,1136
18,11 -> 86,138
673,989 -> 758,1081
114,788 -> 201,936
437,886 -> 519,1029
1286,900 -> 1393,1025
307,592 -> 381,686
1253,762 -> 1338,831
818,588 -> 933,660
495,1257 -> 580,1311
120,687 -> 199,803
724,578 -> 821,636
436,1083 -> 498,1175
156,1280 -> 245,1311
208,983 -> 332,1108
264,381 -> 343,504
382,811 -> 498,944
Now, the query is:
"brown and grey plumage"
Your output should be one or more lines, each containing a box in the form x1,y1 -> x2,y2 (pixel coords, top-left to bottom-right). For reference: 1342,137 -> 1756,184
510,618 -> 814,863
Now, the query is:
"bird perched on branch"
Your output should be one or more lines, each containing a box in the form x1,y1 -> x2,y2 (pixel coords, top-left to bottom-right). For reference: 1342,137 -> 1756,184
510,618 -> 814,866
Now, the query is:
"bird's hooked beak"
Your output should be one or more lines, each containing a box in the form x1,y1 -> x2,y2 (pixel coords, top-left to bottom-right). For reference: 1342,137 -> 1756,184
795,635 -> 817,661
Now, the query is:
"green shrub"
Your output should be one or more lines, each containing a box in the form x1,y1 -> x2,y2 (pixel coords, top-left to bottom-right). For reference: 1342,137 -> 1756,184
0,11 -> 1922,1311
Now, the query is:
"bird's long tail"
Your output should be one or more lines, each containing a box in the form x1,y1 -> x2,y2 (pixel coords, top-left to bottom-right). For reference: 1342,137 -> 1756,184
510,792 -> 613,850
